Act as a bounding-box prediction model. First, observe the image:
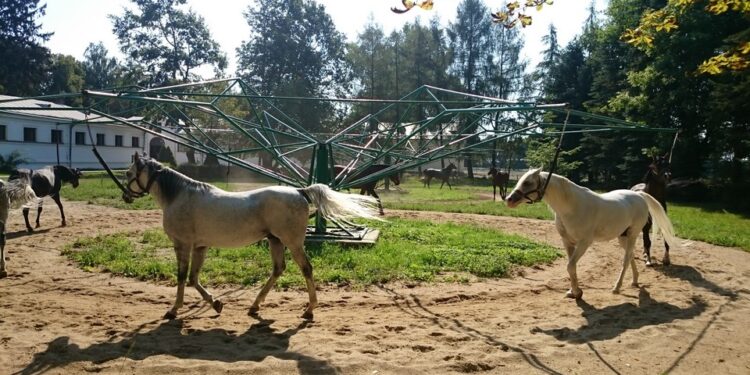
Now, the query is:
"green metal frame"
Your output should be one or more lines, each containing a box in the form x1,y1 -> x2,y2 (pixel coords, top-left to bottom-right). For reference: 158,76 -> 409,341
0,78 -> 677,242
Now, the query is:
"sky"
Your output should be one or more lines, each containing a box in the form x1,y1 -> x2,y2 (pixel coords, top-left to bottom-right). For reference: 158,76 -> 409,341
41,0 -> 606,77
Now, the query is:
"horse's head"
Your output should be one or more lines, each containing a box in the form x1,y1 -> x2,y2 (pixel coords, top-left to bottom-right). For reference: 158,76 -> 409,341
646,154 -> 672,184
389,171 -> 401,186
506,168 -> 545,208
446,162 -> 457,171
488,167 -> 497,176
126,152 -> 164,198
56,165 -> 83,188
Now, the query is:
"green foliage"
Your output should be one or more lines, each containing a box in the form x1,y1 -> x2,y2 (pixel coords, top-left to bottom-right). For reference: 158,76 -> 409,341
156,146 -> 177,167
236,0 -> 349,133
110,0 -> 227,85
64,218 -> 561,287
82,42 -> 122,90
42,54 -> 85,105
0,0 -> 51,95
0,151 -> 29,173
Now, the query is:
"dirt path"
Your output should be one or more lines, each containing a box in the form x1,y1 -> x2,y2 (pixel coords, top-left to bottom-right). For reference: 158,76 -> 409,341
1,201 -> 749,374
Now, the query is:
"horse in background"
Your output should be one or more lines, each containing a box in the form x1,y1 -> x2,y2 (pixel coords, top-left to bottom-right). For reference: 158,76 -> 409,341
9,165 -> 82,233
125,153 -> 381,320
488,167 -> 510,200
333,164 -> 400,215
0,177 -> 37,278
631,154 -> 672,266
423,162 -> 457,189
506,168 -> 677,299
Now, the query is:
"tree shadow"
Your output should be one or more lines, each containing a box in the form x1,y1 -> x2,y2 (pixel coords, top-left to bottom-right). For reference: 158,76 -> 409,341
376,285 -> 564,375
16,318 -> 337,375
657,264 -> 738,299
532,287 -> 707,344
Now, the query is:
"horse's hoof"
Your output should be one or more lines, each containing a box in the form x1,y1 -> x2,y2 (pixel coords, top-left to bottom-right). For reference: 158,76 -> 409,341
0,270 -> 7,278
565,290 -> 582,299
163,311 -> 177,320
611,288 -> 621,295
645,261 -> 653,267
663,259 -> 671,266
212,299 -> 224,314
26,228 -> 33,234
301,310 -> 314,320
248,306 -> 260,316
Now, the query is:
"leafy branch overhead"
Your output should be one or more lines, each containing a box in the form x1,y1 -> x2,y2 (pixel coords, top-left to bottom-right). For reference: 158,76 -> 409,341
391,0 -> 552,29
621,0 -> 750,74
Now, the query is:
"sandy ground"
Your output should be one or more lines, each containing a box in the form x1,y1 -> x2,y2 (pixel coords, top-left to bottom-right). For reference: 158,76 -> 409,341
1,200 -> 749,374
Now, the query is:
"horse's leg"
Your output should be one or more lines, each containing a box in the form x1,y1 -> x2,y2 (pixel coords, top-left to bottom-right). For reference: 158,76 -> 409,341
566,239 -> 591,299
249,236 -> 286,316
22,207 -> 33,233
662,205 -> 671,266
492,184 -> 496,201
51,193 -> 66,227
0,221 -> 6,278
189,246 -> 223,314
369,189 -> 384,215
613,235 -> 638,293
288,241 -> 317,320
165,242 -> 190,320
642,217 -> 653,266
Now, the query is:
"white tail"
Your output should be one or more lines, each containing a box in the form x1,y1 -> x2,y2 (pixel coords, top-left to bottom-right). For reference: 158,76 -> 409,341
302,184 -> 384,222
638,192 -> 678,249
0,178 -> 37,209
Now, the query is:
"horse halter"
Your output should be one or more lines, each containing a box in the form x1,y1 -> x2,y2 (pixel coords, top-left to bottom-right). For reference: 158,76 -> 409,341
521,173 -> 548,204
127,159 -> 161,198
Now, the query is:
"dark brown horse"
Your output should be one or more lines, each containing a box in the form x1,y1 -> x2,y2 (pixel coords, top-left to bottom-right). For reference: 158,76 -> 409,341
488,167 -> 510,200
631,155 -> 672,266
333,164 -> 400,215
423,162 -> 457,189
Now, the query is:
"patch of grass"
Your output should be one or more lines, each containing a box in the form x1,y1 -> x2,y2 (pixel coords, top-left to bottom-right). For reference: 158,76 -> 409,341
669,203 -> 750,250
63,218 -> 561,287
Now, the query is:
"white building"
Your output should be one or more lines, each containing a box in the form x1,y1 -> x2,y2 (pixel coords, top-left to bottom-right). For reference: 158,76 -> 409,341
0,95 -> 193,170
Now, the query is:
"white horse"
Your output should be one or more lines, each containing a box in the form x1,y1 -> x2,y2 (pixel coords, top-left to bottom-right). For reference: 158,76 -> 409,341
125,153 -> 381,320
0,177 -> 37,278
505,168 -> 677,299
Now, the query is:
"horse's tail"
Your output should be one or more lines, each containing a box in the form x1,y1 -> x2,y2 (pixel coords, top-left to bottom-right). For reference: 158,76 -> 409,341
301,184 -> 384,222
0,177 -> 37,209
637,191 -> 678,249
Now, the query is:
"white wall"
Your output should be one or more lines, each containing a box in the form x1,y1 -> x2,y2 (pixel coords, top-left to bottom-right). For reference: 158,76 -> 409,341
0,113 -> 146,170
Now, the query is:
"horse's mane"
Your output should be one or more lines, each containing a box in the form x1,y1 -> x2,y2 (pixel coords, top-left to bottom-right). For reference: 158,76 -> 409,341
52,165 -> 79,181
145,160 -> 212,203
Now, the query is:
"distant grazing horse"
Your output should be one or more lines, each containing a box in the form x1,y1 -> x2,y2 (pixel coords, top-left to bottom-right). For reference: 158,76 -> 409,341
333,164 -> 401,215
423,162 -> 457,189
0,177 -> 37,278
506,168 -> 677,299
125,153 -> 381,320
9,165 -> 82,233
488,167 -> 510,200
631,155 -> 672,266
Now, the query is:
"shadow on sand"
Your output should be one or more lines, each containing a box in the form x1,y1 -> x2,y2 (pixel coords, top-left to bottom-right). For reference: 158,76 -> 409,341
533,287 -> 707,344
16,317 -> 337,375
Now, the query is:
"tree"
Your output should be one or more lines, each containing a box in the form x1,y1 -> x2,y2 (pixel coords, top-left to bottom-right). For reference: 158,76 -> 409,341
42,54 -> 85,106
82,42 -> 122,89
0,0 -> 51,95
236,0 -> 351,134
110,0 -> 227,85
622,0 -> 750,74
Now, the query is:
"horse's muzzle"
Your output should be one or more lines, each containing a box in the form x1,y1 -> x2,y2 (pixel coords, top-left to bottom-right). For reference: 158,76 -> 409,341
505,191 -> 523,208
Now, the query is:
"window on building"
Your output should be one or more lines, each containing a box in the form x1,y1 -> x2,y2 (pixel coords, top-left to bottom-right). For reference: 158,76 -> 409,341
24,127 -> 36,142
51,129 -> 63,144
0,125 -> 6,141
132,136 -> 140,148
96,133 -> 106,146
75,132 -> 86,145
115,135 -> 123,147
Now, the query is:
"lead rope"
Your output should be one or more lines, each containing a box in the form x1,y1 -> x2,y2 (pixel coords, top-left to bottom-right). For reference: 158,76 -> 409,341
84,111 -> 134,203
537,109 -> 570,202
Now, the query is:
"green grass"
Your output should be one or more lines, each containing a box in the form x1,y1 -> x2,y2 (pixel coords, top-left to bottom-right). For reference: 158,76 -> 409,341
63,218 -> 561,288
57,173 -> 750,251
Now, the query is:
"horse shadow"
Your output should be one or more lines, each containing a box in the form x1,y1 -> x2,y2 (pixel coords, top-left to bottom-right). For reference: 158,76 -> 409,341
533,287 -> 707,344
657,264 -> 738,300
6,228 -> 52,240
16,318 -> 338,375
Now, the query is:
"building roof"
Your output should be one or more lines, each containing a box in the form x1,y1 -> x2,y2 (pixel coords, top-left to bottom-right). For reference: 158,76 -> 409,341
0,95 -> 113,123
